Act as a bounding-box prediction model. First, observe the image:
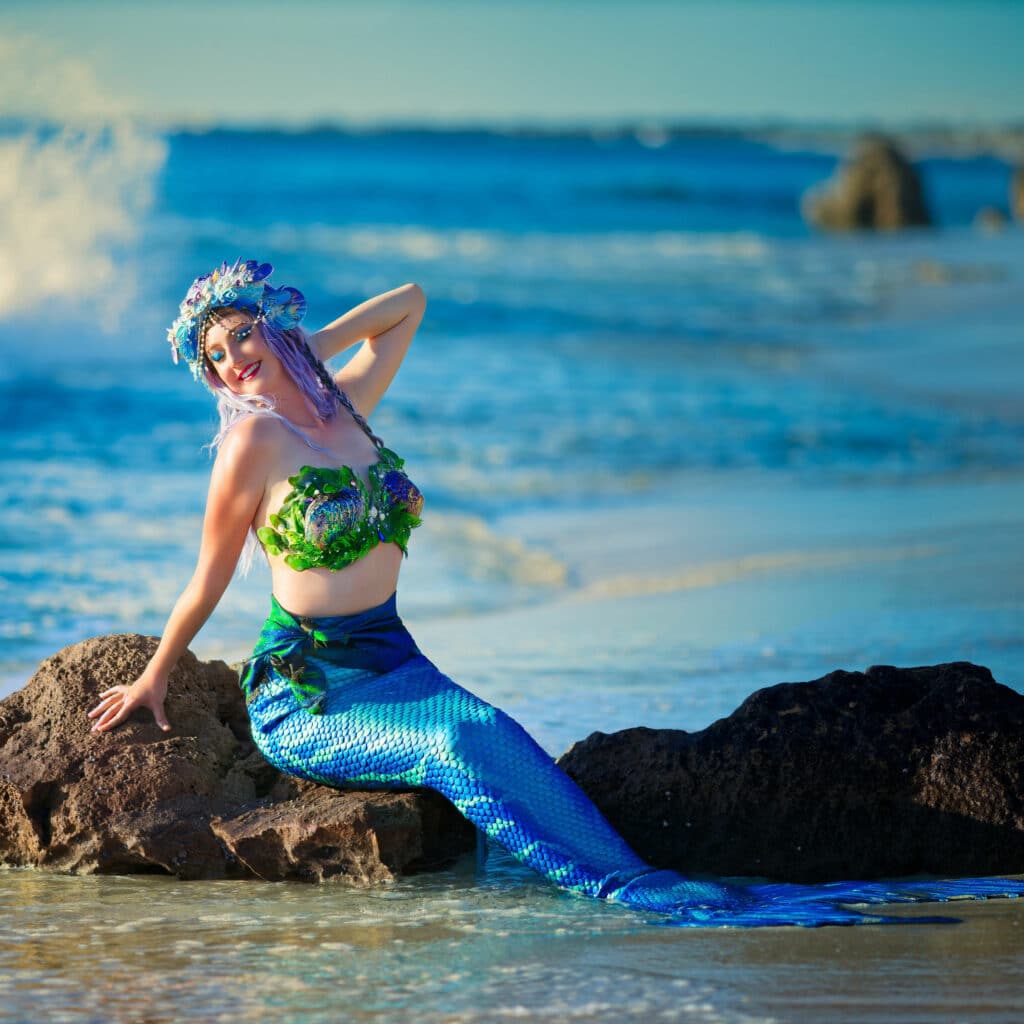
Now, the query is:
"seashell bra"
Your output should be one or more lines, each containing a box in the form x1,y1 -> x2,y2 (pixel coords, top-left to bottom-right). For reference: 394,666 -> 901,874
256,415 -> 423,573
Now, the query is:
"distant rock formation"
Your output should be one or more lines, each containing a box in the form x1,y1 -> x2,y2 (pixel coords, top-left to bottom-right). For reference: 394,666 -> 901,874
973,206 -> 1007,233
802,133 -> 933,230
557,662 -> 1024,883
1012,166 -> 1024,222
0,635 -> 474,881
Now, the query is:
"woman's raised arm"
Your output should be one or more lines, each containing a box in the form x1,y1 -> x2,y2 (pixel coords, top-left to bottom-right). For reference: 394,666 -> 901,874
310,283 -> 426,418
87,417 -> 270,734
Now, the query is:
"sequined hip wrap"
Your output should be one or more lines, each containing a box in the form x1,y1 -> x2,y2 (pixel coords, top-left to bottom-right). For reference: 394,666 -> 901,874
241,593 -> 1024,927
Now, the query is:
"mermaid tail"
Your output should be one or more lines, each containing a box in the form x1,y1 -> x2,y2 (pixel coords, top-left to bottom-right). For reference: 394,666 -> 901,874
749,876 -> 1024,906
242,594 -> 1024,928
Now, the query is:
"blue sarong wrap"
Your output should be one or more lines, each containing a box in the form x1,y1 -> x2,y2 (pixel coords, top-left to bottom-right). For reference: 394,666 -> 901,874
239,592 -> 1024,927
240,592 -> 419,716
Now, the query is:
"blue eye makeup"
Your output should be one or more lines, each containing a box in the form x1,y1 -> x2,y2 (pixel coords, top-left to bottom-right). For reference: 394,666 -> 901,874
206,320 -> 254,366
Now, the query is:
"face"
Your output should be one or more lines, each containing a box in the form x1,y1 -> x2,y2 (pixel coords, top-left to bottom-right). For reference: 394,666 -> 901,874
203,311 -> 277,393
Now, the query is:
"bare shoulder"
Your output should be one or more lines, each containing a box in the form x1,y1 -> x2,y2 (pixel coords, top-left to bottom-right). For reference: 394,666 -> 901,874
212,415 -> 290,482
218,413 -> 288,454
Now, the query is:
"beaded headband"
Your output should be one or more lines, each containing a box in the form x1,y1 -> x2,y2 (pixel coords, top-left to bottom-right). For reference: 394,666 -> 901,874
167,258 -> 307,382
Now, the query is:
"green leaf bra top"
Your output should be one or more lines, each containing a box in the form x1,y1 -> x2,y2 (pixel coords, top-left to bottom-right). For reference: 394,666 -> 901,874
255,419 -> 424,573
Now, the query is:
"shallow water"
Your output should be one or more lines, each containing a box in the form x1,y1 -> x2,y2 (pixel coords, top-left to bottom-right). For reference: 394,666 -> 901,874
2,868 -> 1022,1024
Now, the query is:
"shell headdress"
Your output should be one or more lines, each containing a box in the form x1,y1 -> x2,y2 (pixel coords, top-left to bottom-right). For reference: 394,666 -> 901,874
167,259 -> 307,382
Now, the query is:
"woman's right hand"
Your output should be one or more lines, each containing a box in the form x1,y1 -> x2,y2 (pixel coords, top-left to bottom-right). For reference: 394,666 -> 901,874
88,671 -> 171,734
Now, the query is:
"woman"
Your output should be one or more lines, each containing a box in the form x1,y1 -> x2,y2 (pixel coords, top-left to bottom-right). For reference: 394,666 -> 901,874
86,259 -> 1023,927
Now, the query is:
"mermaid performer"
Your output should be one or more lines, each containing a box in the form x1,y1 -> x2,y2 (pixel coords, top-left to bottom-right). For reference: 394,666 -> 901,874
87,260 -> 1024,927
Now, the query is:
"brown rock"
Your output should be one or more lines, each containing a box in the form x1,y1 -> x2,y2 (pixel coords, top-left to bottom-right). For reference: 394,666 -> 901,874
557,662 -> 1024,883
0,634 -> 474,881
212,782 -> 474,883
802,132 -> 933,230
0,779 -> 42,862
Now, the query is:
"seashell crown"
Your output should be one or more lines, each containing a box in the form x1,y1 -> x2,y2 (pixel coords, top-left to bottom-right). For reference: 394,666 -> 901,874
167,258 -> 307,381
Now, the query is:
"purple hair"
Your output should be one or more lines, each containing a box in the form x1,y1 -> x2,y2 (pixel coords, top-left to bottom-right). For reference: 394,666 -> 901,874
200,309 -> 347,575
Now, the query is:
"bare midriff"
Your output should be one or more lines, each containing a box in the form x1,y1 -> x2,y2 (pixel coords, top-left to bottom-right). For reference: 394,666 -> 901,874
269,541 -> 404,616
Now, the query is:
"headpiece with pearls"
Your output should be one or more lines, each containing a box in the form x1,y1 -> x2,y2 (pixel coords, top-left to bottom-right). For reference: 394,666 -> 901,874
167,258 -> 306,382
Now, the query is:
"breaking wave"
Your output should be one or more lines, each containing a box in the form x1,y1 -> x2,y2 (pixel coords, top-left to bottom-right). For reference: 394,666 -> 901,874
0,34 -> 167,326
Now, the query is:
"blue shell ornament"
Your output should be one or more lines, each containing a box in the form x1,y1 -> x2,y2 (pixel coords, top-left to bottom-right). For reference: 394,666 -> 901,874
262,285 -> 307,330
167,258 -> 306,385
303,489 -> 366,550
381,469 -> 424,517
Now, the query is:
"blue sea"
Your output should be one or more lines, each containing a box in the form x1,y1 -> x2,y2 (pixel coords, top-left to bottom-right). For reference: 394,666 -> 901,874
1,119 -> 1023,1022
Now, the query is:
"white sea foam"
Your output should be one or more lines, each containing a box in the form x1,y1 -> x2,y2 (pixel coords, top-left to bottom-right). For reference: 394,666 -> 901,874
281,222 -> 772,274
0,34 -> 167,326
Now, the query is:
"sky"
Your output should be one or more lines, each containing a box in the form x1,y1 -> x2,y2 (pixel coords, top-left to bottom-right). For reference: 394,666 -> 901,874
1,0 -> 1022,127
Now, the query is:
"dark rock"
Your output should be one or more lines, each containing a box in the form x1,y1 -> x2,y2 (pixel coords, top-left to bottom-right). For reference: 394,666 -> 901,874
557,662 -> 1024,883
802,132 -> 933,230
0,634 -> 474,882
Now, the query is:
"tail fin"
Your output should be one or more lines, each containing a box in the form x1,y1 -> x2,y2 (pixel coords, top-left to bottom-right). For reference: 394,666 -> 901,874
748,875 -> 1024,908
641,875 -> 1024,927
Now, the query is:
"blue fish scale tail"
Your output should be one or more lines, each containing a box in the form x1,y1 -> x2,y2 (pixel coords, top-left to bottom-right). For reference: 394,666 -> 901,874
242,601 -> 1024,929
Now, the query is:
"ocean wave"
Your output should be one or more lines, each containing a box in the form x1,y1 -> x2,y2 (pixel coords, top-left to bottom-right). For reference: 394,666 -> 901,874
163,120 -> 1024,162
160,216 -> 772,275
0,35 -> 167,324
